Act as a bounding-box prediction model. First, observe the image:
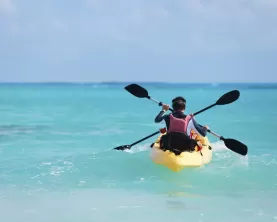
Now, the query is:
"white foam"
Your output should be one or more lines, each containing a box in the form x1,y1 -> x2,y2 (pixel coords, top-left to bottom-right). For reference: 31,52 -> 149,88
124,143 -> 151,154
211,141 -> 249,167
210,140 -> 229,152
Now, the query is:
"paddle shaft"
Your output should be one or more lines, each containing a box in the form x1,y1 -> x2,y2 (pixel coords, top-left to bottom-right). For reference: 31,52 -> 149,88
149,97 -> 161,104
204,127 -> 220,138
149,98 -> 224,139
130,130 -> 160,147
151,97 -> 216,116
193,104 -> 216,116
198,124 -> 222,139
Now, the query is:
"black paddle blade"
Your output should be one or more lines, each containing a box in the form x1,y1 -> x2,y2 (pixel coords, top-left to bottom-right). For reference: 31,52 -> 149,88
125,84 -> 149,99
113,145 -> 131,151
216,90 -> 240,105
223,138 -> 248,156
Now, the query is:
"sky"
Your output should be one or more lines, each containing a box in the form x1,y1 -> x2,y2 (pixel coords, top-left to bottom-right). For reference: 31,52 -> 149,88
0,0 -> 277,83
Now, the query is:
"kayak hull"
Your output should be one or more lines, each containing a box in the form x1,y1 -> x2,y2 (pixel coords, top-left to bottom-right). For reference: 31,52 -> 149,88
150,133 -> 213,172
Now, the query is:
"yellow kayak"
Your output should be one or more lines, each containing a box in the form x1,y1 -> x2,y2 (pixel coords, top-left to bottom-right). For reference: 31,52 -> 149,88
150,132 -> 213,172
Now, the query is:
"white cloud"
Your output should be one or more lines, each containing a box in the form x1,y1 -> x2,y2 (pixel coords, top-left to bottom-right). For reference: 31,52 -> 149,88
2,0 -> 277,54
174,0 -> 277,52
0,0 -> 16,14
86,0 -> 169,34
83,0 -> 277,52
1,0 -> 277,82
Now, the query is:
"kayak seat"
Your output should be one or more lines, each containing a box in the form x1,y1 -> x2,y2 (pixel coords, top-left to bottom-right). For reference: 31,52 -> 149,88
159,132 -> 198,155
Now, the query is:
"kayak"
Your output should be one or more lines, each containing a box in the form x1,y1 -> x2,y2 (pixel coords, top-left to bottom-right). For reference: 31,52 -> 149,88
150,132 -> 213,172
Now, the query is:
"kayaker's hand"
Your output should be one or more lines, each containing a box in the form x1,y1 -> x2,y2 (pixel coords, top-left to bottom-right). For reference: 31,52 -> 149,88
203,125 -> 209,130
162,104 -> 169,111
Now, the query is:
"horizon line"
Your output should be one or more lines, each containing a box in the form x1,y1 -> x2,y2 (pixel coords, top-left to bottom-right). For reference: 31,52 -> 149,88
0,81 -> 277,84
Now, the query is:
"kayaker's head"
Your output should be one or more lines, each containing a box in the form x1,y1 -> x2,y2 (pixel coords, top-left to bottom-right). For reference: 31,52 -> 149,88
172,96 -> 186,112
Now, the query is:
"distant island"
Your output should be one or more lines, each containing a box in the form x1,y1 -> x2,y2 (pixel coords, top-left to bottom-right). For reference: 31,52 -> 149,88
0,82 -> 277,89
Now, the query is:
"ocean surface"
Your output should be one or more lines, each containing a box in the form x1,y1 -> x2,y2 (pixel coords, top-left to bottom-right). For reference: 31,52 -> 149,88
0,83 -> 277,222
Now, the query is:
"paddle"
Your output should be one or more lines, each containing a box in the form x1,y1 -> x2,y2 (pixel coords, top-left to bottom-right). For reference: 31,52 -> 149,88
113,127 -> 247,155
125,83 -> 240,116
202,129 -> 248,156
113,128 -> 166,150
124,84 -> 248,156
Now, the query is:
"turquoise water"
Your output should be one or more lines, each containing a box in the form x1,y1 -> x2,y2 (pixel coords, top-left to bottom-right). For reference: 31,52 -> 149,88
0,83 -> 277,222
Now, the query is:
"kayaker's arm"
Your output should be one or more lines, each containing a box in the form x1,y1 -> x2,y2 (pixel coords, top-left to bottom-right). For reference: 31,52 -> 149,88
155,104 -> 170,123
154,111 -> 166,123
191,117 -> 208,137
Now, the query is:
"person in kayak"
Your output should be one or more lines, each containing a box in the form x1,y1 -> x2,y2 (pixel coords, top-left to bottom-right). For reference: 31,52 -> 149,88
153,96 -> 209,154
155,96 -> 208,136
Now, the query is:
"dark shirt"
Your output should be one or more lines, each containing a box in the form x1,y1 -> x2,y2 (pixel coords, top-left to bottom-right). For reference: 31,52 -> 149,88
154,110 -> 207,137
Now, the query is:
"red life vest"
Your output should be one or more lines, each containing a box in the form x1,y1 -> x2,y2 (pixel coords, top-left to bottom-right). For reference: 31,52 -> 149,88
167,113 -> 192,135
167,114 -> 203,152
